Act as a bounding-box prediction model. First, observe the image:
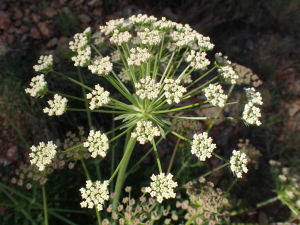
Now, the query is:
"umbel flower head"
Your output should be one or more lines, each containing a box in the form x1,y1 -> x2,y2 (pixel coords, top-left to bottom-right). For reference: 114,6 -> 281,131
204,84 -> 228,107
230,150 -> 248,178
191,132 -> 217,161
43,94 -> 68,116
127,47 -> 152,66
33,55 -> 53,72
135,76 -> 161,100
88,56 -> 113,76
25,74 -> 47,98
29,141 -> 57,171
242,104 -> 262,126
79,180 -> 110,211
86,84 -> 110,110
164,78 -> 187,104
145,173 -> 178,203
244,87 -> 263,106
131,121 -> 161,144
83,130 -> 109,158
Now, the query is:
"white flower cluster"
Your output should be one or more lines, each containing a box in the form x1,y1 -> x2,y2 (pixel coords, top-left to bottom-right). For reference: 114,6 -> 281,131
69,27 -> 92,67
191,132 -> 217,161
242,104 -> 262,126
153,17 -> 176,32
196,34 -> 215,51
43,94 -> 68,116
83,130 -> 109,158
244,87 -> 263,106
92,31 -> 105,46
218,65 -> 239,84
86,84 -> 110,110
118,68 -> 130,82
135,76 -> 161,100
110,30 -> 132,46
230,150 -> 248,178
127,47 -> 152,66
137,28 -> 161,45
111,50 -> 121,63
186,50 -> 210,70
25,74 -> 47,97
79,180 -> 110,211
99,18 -> 130,36
170,30 -> 197,47
33,55 -> 53,72
145,173 -> 178,203
88,56 -> 113,76
129,14 -> 157,27
131,121 -> 161,144
203,84 -> 228,107
29,141 -> 57,171
164,78 -> 187,104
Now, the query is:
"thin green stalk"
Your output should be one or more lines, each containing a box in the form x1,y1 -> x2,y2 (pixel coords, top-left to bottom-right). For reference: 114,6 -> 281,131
152,140 -> 162,173
110,111 -> 116,194
47,90 -> 87,102
90,42 -> 103,57
187,65 -> 217,89
186,215 -> 196,225
77,67 -> 92,129
167,137 -> 180,174
0,106 -> 30,148
80,158 -> 91,180
212,152 -> 229,163
153,101 -> 209,114
61,143 -> 84,154
226,177 -> 238,194
51,70 -> 93,91
200,163 -> 229,178
160,114 -> 239,121
206,84 -> 235,133
42,185 -> 48,225
108,126 -> 134,143
230,196 -> 280,216
67,108 -> 126,114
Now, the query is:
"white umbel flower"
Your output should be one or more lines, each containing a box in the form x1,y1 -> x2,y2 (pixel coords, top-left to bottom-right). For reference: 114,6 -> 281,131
244,87 -> 263,106
99,18 -> 131,36
242,104 -> 262,126
135,76 -> 161,100
83,130 -> 109,158
111,50 -> 121,63
127,47 -> 152,66
186,50 -> 210,70
230,150 -> 248,178
191,132 -> 216,161
86,84 -> 110,110
118,68 -> 130,83
69,27 -> 91,67
129,14 -> 157,27
153,17 -> 176,32
196,34 -> 214,51
88,56 -> 113,76
145,173 -> 178,203
29,141 -> 57,171
218,65 -> 239,84
214,52 -> 230,67
203,84 -> 228,107
79,180 -> 110,211
110,30 -> 132,46
43,94 -> 68,116
137,28 -> 161,45
25,74 -> 47,98
164,78 -> 187,104
33,55 -> 53,72
131,121 -> 161,144
170,30 -> 197,47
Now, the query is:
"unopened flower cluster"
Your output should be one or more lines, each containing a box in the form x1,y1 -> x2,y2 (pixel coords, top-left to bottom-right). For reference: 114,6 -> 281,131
232,63 -> 263,87
191,132 -> 216,161
186,50 -> 210,70
69,27 -> 91,67
244,87 -> 263,106
164,78 -> 187,104
29,141 -> 57,171
135,77 -> 161,100
88,56 -> 113,76
83,130 -> 109,158
86,84 -> 110,110
215,53 -> 239,84
25,74 -> 47,98
43,94 -> 68,116
204,84 -> 228,107
179,177 -> 230,224
230,150 -> 248,178
33,55 -> 53,72
145,173 -> 178,203
131,121 -> 160,144
80,180 -> 110,211
127,47 -> 152,66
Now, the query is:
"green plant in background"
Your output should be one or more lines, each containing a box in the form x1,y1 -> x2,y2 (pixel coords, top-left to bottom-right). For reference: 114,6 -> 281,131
0,14 -> 270,225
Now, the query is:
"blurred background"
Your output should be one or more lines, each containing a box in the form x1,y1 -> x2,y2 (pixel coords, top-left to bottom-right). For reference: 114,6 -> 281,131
0,0 -> 299,223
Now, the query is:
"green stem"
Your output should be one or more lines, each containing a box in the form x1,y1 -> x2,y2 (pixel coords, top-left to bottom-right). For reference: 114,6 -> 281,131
186,215 -> 195,225
152,140 -> 162,173
42,185 -> 49,225
108,126 -> 134,143
201,163 -> 229,178
167,137 -> 180,174
61,143 -> 84,154
160,114 -> 239,121
51,70 -> 93,91
47,90 -> 87,102
67,108 -> 126,114
153,101 -> 209,114
212,152 -> 229,163
206,84 -> 235,133
80,158 -> 91,180
0,106 -> 30,148
77,67 -> 92,128
226,177 -> 238,194
90,42 -> 103,57
187,66 -> 217,89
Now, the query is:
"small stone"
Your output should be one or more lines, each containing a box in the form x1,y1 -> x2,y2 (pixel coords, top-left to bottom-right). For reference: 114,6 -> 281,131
46,37 -> 58,48
38,22 -> 50,36
7,146 -> 18,162
30,26 -> 41,39
288,102 -> 300,117
78,13 -> 91,23
258,211 -> 268,224
57,36 -> 68,46
45,8 -> 57,17
93,8 -> 103,17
